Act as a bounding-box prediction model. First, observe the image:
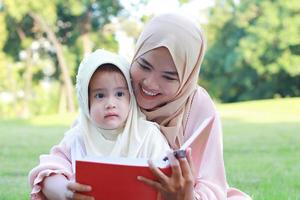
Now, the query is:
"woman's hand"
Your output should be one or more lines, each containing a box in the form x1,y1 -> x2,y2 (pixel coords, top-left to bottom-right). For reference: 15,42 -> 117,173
138,148 -> 196,200
66,182 -> 94,200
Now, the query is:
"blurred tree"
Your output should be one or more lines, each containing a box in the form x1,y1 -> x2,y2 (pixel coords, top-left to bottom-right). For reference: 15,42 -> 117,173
1,0 -> 123,116
3,0 -> 76,113
56,0 -> 122,56
203,0 -> 300,102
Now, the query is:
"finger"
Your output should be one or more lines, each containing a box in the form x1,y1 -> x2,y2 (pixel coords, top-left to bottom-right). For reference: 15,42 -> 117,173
166,151 -> 182,180
178,156 -> 192,179
178,149 -> 195,185
137,176 -> 164,191
167,150 -> 180,167
67,182 -> 92,192
72,192 -> 95,200
148,160 -> 169,184
65,190 -> 74,199
186,148 -> 196,179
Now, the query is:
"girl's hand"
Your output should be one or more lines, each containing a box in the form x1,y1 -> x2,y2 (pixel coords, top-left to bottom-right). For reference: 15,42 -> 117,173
138,148 -> 196,200
66,182 -> 94,200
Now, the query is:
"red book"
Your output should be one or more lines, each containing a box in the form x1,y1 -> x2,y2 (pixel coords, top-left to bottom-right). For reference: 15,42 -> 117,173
76,157 -> 171,200
75,116 -> 214,199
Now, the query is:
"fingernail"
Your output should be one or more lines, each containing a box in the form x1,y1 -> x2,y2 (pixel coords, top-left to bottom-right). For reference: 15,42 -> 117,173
148,159 -> 154,166
86,186 -> 92,190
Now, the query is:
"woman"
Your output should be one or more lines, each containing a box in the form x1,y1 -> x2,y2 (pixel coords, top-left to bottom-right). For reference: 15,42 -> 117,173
130,13 -> 252,200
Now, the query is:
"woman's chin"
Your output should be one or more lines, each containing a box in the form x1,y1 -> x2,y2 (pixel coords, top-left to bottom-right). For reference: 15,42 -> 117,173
136,98 -> 157,110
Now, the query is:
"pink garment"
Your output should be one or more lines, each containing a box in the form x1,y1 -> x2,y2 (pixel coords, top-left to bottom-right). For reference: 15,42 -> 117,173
28,87 -> 251,200
28,143 -> 73,200
28,122 -> 170,200
185,87 -> 252,200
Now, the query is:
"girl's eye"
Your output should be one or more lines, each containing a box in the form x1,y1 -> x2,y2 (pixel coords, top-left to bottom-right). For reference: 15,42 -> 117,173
95,93 -> 104,99
116,91 -> 125,97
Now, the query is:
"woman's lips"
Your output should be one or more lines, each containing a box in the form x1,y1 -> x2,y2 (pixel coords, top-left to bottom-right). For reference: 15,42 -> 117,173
139,85 -> 160,99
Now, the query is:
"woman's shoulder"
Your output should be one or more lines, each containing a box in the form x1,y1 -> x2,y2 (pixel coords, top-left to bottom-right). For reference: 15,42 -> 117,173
191,86 -> 218,115
184,86 -> 220,138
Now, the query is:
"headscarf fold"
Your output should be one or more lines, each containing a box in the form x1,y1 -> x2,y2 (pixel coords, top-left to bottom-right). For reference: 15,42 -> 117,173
76,49 -> 156,158
132,13 -> 206,149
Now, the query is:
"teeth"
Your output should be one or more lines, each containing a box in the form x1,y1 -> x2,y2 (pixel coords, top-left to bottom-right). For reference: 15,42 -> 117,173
142,87 -> 157,96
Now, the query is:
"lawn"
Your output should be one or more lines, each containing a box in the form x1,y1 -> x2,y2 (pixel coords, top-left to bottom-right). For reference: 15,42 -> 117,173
0,98 -> 299,199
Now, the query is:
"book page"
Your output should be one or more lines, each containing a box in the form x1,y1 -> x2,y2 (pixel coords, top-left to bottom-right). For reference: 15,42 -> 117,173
180,116 -> 214,150
77,155 -> 169,168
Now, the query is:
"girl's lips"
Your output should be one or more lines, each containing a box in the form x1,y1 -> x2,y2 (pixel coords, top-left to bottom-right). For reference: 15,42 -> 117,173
104,113 -> 118,118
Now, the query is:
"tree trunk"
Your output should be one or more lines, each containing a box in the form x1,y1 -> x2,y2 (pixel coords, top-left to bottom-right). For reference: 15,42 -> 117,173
23,50 -> 33,117
29,12 -> 75,113
16,27 -> 32,117
80,10 -> 93,56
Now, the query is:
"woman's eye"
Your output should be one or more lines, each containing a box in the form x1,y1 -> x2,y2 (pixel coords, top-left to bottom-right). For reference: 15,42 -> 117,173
141,65 -> 150,70
116,91 -> 125,97
163,76 -> 177,81
95,93 -> 104,99
137,62 -> 150,71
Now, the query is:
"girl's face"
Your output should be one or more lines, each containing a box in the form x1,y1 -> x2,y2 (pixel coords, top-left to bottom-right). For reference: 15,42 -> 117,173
130,47 -> 180,110
89,70 -> 130,130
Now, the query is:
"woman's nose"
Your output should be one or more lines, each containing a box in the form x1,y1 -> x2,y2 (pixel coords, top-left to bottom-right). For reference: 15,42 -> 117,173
143,74 -> 159,90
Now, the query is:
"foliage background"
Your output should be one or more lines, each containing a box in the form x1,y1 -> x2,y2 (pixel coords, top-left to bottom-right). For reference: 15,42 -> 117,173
0,0 -> 299,117
0,0 -> 299,199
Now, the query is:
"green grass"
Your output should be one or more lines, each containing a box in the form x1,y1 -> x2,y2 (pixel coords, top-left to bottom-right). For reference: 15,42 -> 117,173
217,98 -> 300,200
0,114 -> 77,200
0,98 -> 299,199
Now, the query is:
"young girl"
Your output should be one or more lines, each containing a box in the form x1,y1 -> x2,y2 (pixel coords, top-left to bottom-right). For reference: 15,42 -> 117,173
28,49 -> 170,200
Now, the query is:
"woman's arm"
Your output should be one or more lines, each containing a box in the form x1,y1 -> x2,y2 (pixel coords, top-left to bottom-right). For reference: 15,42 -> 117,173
137,87 -> 251,200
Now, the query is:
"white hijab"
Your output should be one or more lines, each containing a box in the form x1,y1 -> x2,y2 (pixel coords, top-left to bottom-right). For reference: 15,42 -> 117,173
75,49 -> 157,158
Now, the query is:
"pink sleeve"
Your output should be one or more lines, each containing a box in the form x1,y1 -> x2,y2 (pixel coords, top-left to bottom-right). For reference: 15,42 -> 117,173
28,143 -> 73,200
185,87 -> 252,200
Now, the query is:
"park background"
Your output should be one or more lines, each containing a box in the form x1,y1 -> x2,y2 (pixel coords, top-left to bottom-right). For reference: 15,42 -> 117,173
0,0 -> 299,199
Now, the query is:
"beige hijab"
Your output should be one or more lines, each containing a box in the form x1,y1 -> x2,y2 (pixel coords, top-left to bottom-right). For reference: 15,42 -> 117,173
76,49 -> 157,157
132,13 -> 206,149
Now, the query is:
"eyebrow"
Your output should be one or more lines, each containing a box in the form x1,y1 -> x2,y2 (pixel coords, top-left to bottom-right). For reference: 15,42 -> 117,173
115,87 -> 128,90
90,88 -> 105,93
139,57 -> 153,68
90,87 -> 128,92
140,57 -> 178,77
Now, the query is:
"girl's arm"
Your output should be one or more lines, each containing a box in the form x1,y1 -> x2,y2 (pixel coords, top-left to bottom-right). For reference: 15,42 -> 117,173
28,139 -> 93,200
42,174 -> 93,200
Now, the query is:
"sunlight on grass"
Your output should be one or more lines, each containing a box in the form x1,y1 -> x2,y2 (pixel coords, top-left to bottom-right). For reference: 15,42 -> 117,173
216,97 -> 300,123
29,113 -> 78,126
0,97 -> 299,199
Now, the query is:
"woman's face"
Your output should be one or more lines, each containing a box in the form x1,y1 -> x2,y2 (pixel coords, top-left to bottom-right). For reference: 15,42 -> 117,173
130,47 -> 180,110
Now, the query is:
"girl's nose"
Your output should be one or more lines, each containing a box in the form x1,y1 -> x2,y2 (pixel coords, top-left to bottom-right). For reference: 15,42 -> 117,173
105,98 -> 116,109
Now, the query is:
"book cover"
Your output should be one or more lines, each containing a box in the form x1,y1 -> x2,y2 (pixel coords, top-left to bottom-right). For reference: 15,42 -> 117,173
75,116 -> 214,199
76,157 -> 171,200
